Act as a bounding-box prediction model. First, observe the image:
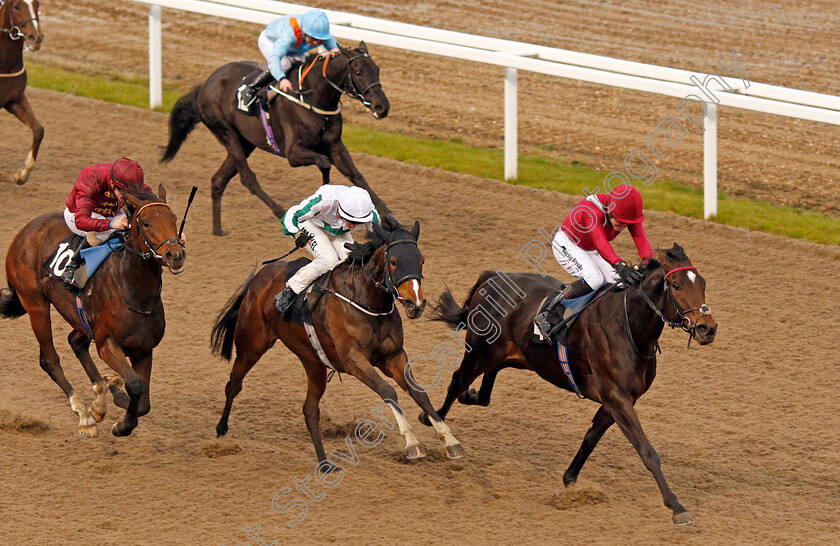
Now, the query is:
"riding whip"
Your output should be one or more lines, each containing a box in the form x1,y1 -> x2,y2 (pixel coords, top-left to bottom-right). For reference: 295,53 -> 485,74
178,186 -> 198,241
262,246 -> 300,265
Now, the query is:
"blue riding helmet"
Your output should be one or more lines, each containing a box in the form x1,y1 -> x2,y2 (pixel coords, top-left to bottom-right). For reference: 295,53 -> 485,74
301,10 -> 331,41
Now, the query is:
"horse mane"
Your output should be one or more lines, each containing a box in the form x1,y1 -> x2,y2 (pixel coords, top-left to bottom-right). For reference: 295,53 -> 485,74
121,184 -> 162,203
345,216 -> 404,265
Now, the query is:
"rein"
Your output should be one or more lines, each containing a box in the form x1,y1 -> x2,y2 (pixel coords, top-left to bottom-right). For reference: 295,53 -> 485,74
124,202 -> 184,262
0,0 -> 38,42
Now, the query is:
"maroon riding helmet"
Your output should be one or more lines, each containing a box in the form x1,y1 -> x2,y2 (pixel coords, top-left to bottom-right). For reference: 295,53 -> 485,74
109,158 -> 145,190
608,184 -> 645,224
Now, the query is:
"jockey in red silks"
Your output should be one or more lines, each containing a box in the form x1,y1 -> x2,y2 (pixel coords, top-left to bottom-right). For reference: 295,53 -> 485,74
535,184 -> 653,338
61,158 -> 151,287
237,9 -> 341,113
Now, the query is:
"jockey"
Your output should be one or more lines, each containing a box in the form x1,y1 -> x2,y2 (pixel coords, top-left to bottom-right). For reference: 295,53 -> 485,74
237,9 -> 340,113
61,158 -> 151,287
534,184 -> 653,338
275,185 -> 379,315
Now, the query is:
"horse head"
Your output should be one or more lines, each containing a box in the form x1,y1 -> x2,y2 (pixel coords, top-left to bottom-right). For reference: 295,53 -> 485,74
122,184 -> 186,275
3,0 -> 43,51
653,243 -> 717,345
371,218 -> 425,318
336,42 -> 390,119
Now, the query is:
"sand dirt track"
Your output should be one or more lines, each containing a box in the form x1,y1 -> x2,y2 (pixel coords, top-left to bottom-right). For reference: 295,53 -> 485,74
1,89 -> 840,544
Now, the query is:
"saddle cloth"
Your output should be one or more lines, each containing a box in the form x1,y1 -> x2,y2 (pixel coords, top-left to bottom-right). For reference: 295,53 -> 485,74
45,234 -> 123,289
282,257 -> 337,371
532,284 -> 608,346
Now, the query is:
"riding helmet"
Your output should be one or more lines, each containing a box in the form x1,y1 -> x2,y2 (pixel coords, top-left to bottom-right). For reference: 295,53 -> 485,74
608,184 -> 645,224
338,187 -> 375,223
109,158 -> 145,190
301,10 -> 331,41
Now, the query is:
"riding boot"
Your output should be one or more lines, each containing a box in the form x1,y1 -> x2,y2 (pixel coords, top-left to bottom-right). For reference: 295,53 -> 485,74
274,286 -> 298,315
534,279 -> 593,340
61,239 -> 92,289
237,69 -> 275,113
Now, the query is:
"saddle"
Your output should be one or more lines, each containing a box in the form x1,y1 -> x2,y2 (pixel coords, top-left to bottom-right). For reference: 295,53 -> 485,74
532,284 -> 613,346
283,257 -> 332,327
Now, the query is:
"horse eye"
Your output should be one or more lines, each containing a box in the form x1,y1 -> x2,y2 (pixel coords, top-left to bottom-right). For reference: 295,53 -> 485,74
673,282 -> 681,290
355,71 -> 361,76
142,220 -> 150,228
390,257 -> 397,265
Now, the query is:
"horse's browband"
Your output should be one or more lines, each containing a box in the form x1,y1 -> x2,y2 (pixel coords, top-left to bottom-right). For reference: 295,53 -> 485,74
135,202 -> 171,217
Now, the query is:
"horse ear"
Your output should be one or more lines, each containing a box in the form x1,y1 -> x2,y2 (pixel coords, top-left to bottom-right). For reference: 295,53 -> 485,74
358,41 -> 368,53
410,220 -> 420,241
372,221 -> 389,243
158,184 -> 167,203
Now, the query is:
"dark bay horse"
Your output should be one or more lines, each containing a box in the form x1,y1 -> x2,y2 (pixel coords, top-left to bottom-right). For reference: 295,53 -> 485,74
0,0 -> 44,184
0,185 -> 186,437
424,244 -> 717,525
161,42 -> 391,237
211,219 -> 465,467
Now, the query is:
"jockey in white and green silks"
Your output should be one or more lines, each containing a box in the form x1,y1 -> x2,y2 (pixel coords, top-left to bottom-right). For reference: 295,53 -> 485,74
275,185 -> 379,314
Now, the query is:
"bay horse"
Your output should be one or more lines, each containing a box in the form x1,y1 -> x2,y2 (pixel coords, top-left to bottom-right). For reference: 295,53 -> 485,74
424,244 -> 717,525
0,185 -> 186,437
211,219 -> 465,468
161,42 -> 392,237
0,0 -> 44,184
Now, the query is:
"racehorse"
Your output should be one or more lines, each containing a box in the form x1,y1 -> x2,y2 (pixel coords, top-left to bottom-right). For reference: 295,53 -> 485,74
161,42 -> 392,237
0,0 -> 44,184
424,244 -> 717,525
0,185 -> 186,437
211,218 -> 465,467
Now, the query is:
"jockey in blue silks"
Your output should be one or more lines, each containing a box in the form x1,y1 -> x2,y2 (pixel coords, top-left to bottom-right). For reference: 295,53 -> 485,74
237,9 -> 340,113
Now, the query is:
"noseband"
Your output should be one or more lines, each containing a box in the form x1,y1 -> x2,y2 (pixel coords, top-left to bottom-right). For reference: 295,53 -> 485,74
124,202 -> 183,262
0,2 -> 38,41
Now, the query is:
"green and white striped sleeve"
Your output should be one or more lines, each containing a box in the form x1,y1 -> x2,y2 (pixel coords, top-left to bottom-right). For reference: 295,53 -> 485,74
282,194 -> 323,236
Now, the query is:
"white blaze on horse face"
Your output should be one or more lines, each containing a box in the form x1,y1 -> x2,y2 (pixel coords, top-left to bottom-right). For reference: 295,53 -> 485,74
687,271 -> 697,284
410,280 -> 422,306
22,0 -> 40,34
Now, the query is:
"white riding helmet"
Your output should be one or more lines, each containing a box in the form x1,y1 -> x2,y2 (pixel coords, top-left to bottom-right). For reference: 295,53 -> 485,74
337,187 -> 375,223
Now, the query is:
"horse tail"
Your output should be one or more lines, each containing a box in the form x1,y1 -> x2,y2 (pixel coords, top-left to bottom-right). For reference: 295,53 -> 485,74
0,286 -> 26,319
431,270 -> 497,329
161,85 -> 202,163
210,270 -> 256,361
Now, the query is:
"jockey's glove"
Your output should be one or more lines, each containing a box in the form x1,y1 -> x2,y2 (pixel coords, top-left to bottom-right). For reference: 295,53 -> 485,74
295,232 -> 311,248
615,261 -> 643,285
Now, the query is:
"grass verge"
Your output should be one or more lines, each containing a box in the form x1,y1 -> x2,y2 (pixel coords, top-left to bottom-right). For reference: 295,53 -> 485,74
22,61 -> 840,246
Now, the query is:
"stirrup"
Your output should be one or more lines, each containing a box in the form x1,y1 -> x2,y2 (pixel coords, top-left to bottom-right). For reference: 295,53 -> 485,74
236,84 -> 258,113
533,311 -> 554,341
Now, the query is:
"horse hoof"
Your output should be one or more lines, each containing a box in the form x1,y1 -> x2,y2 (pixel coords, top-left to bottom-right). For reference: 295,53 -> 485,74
673,511 -> 695,526
78,424 -> 99,438
405,444 -> 426,460
418,412 -> 432,426
14,172 -> 26,185
458,388 -> 477,405
445,443 -> 466,459
213,230 -> 229,237
111,422 -> 134,437
104,374 -> 125,390
89,406 -> 106,423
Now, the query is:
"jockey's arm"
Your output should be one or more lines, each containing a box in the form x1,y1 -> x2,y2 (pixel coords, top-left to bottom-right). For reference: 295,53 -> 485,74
268,36 -> 295,81
72,174 -> 112,233
281,194 -> 325,236
590,225 -> 623,267
628,222 -> 654,261
322,36 -> 339,53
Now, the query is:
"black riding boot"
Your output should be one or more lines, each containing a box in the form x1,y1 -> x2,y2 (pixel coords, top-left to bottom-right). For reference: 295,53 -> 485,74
275,286 -> 297,315
534,279 -> 593,340
61,239 -> 91,289
237,69 -> 275,113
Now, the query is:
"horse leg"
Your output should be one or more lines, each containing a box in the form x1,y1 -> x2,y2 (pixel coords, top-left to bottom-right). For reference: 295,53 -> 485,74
300,359 -> 333,467
67,330 -> 109,423
97,338 -> 144,437
604,394 -> 694,525
319,166 -> 330,185
5,97 -> 44,185
347,354 -> 425,459
562,405 -> 614,486
419,352 -> 485,426
328,143 -> 393,218
459,361 -> 516,406
210,155 -> 239,237
383,352 -> 465,459
216,350 -> 262,437
221,133 -> 285,221
25,302 -> 97,437
130,353 -> 153,417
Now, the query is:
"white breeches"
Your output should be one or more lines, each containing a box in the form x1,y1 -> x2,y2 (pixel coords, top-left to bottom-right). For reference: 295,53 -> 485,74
286,220 -> 353,294
64,208 -> 126,243
551,229 -> 618,290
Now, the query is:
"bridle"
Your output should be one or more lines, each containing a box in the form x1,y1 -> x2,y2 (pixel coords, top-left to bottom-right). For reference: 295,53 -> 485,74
322,49 -> 382,110
625,265 -> 713,355
376,237 -> 422,302
123,202 -> 183,263
0,1 -> 39,42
